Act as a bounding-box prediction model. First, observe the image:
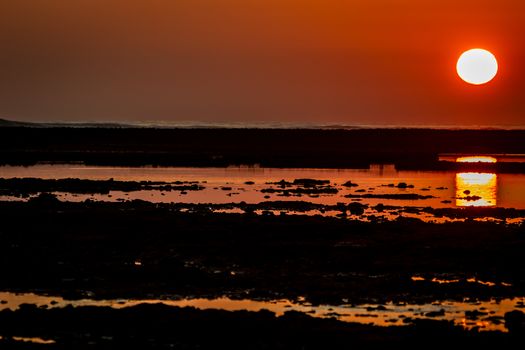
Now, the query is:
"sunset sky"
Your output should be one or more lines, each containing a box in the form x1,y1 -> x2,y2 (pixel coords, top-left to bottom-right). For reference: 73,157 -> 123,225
1,0 -> 524,126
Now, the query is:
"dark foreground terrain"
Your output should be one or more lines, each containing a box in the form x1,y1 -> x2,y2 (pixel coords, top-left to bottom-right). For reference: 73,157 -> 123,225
2,198 -> 525,303
2,303 -> 525,349
1,197 -> 525,347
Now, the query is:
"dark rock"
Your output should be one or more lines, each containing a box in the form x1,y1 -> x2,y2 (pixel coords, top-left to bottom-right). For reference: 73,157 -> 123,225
266,180 -> 293,188
505,310 -> 525,334
348,202 -> 366,215
485,316 -> 504,325
28,192 -> 61,205
374,203 -> 385,212
466,310 -> 488,320
293,179 -> 330,187
345,193 -> 435,200
397,183 -> 415,189
460,196 -> 482,202
366,305 -> 388,311
425,309 -> 445,317
261,187 -> 338,195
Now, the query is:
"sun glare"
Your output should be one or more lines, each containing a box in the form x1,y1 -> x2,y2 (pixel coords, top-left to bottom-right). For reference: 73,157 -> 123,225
456,156 -> 497,163
456,49 -> 498,85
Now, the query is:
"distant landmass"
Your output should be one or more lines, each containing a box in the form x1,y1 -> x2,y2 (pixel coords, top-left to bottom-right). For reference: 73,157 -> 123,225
0,118 -> 39,127
0,118 -> 523,130
0,118 -> 130,129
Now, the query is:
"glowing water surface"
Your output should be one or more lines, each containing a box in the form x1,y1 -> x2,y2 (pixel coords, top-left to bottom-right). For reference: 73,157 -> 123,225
456,156 -> 498,163
1,164 -> 525,222
0,292 -> 521,333
456,173 -> 497,207
0,336 -> 56,345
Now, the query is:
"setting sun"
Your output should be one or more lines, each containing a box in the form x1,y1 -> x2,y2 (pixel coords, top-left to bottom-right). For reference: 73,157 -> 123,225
456,49 -> 498,85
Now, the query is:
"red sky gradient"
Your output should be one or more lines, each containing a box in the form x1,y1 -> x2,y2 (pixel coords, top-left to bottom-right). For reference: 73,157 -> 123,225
1,0 -> 524,126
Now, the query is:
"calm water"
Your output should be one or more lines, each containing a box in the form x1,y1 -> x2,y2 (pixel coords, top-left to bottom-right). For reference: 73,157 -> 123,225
1,164 -> 525,210
0,291 -> 521,332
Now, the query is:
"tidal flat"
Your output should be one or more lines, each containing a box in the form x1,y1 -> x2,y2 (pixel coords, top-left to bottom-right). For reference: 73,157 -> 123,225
1,198 -> 525,347
1,127 -> 525,348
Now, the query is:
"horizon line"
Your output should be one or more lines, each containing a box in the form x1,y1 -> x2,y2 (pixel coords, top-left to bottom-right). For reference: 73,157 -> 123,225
1,118 -> 525,131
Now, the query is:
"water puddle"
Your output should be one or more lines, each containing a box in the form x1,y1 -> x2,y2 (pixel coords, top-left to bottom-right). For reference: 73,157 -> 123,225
411,276 -> 512,287
0,292 -> 522,332
0,335 -> 56,344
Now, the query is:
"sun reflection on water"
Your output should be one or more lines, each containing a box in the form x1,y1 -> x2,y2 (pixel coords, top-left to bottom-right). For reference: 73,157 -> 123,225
456,156 -> 497,163
456,172 -> 497,207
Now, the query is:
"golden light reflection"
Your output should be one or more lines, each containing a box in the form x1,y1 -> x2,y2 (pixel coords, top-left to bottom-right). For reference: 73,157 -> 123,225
456,156 -> 497,163
456,172 -> 497,207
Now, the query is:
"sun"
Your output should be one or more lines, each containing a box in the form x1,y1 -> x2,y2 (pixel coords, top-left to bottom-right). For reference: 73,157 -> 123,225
456,49 -> 498,85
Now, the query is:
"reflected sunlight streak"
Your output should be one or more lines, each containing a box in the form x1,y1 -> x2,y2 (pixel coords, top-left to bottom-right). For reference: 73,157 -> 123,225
456,172 -> 497,207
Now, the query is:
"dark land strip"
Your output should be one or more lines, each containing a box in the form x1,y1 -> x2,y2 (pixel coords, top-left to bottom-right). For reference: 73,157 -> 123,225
0,178 -> 203,197
2,127 -> 525,170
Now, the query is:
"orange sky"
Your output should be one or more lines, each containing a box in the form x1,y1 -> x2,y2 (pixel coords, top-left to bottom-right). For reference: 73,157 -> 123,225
1,0 -> 524,126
